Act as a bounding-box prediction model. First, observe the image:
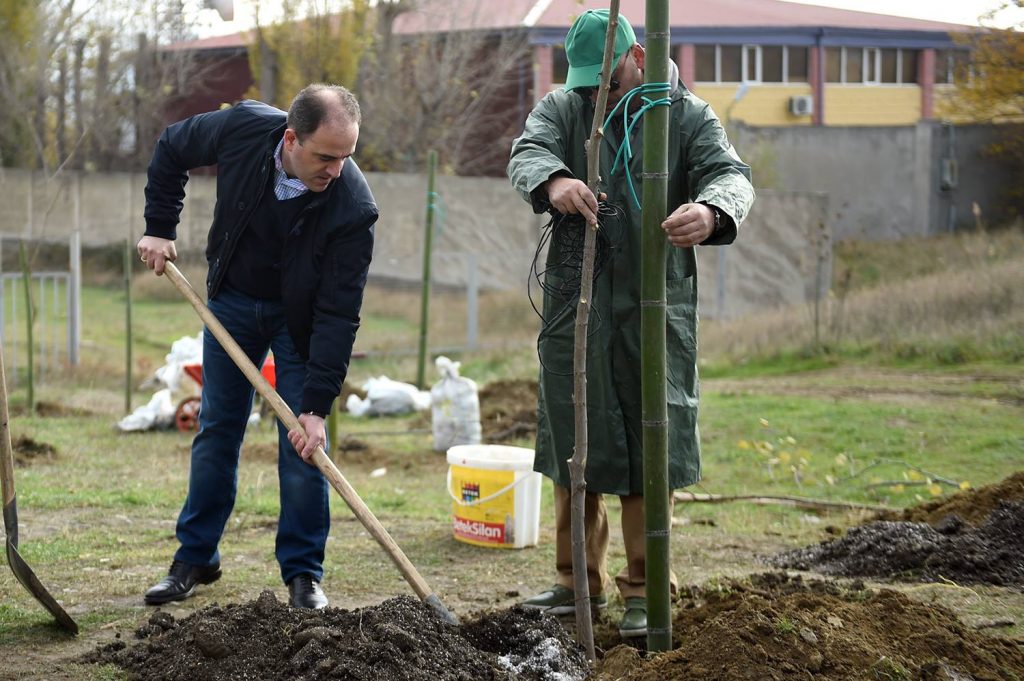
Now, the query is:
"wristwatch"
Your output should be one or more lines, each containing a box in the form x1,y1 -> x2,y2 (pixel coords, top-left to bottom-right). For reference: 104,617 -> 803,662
302,410 -> 327,419
709,205 -> 723,235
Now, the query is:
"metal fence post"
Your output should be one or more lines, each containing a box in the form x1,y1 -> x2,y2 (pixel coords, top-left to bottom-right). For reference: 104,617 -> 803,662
466,253 -> 478,351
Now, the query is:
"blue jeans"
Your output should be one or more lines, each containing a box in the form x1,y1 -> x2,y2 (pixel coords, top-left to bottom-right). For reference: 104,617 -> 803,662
173,286 -> 330,584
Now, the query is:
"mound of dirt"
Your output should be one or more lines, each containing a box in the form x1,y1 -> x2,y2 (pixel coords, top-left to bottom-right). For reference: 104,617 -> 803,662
35,400 -> 96,417
12,434 -> 57,466
479,379 -> 537,442
82,593 -> 587,681
769,501 -> 1024,586
592,573 -> 1024,680
875,471 -> 1024,527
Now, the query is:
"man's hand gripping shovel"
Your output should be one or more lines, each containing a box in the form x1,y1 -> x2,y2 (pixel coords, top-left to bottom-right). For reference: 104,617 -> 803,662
162,262 -> 458,625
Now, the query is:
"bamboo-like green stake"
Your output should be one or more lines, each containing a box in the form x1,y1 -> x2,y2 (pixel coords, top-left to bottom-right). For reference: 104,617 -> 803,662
124,239 -> 133,415
415,150 -> 438,390
641,0 -> 672,652
18,243 -> 34,416
570,0 -> 622,663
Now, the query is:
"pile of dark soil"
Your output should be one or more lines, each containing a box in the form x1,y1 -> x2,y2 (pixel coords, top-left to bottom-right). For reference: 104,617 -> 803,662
769,471 -> 1024,586
12,434 -> 57,466
875,471 -> 1024,527
478,378 -> 537,442
592,573 -> 1024,680
82,592 -> 587,681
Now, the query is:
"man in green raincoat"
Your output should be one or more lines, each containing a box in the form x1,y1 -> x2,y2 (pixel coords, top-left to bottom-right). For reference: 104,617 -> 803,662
507,9 -> 754,638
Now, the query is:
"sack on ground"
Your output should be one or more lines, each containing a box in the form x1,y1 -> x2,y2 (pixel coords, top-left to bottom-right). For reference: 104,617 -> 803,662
430,356 -> 481,451
346,376 -> 431,417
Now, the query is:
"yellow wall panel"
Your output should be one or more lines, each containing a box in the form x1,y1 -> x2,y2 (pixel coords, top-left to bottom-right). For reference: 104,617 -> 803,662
823,86 -> 921,126
691,84 -> 815,127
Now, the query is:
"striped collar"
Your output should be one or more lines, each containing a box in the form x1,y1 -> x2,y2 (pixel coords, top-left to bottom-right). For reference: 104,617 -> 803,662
273,137 -> 310,200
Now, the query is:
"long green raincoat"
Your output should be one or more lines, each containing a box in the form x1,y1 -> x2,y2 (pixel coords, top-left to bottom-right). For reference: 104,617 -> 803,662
507,74 -> 755,496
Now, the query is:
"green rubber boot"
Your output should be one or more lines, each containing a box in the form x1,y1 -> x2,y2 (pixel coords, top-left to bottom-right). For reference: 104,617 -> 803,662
619,596 -> 647,638
521,585 -> 608,616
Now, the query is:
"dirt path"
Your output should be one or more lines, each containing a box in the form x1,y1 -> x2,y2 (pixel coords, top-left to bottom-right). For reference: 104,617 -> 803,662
708,366 -> 1024,407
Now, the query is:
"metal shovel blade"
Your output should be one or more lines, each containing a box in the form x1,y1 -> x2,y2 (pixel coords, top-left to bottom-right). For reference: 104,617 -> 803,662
0,341 -> 78,635
4,535 -> 79,634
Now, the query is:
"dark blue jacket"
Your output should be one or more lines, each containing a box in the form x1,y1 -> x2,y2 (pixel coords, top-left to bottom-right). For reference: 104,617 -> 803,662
143,100 -> 377,415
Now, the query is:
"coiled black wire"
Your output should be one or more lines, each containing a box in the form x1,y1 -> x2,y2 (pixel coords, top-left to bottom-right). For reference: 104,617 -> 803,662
528,202 -> 624,375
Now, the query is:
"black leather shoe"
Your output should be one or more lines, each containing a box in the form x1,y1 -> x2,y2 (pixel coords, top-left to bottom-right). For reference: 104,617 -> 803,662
144,560 -> 222,605
288,574 -> 328,609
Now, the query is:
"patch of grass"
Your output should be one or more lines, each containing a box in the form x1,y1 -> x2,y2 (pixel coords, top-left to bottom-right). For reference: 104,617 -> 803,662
870,655 -> 911,681
774,615 -> 797,635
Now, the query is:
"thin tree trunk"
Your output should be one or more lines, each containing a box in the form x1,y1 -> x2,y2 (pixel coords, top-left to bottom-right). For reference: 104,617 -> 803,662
56,50 -> 67,165
570,0 -> 621,664
72,39 -> 85,170
641,0 -> 672,653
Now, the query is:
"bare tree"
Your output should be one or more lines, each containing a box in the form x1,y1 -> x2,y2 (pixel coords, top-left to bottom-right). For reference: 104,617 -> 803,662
356,0 -> 531,175
0,0 -> 211,174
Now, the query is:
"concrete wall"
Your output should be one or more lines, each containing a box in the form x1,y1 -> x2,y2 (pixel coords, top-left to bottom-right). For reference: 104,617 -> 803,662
0,169 -> 828,319
730,121 -> 1021,241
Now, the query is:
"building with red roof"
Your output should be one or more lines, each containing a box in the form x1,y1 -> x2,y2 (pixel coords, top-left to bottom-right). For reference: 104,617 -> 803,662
163,0 -> 971,173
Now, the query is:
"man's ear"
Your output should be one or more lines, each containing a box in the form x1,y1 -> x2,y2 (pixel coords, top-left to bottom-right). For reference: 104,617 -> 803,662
283,128 -> 298,151
633,44 -> 646,70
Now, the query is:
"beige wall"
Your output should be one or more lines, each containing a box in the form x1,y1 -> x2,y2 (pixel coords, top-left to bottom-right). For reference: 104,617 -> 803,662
694,84 -> 816,127
823,86 -> 921,126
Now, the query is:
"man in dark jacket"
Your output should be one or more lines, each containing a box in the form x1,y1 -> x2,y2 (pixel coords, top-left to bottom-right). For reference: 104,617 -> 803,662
138,84 -> 377,609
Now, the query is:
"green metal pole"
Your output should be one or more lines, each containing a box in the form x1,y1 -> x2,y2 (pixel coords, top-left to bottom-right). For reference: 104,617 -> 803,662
641,0 -> 672,652
125,239 -> 133,415
18,243 -> 34,416
415,149 -> 437,390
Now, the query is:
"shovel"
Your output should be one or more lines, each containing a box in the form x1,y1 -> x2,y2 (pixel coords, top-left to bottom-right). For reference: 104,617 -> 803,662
0,344 -> 79,634
162,262 -> 458,625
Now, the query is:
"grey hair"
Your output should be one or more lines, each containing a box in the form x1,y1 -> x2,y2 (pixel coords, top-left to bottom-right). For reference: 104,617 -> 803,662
287,84 -> 361,140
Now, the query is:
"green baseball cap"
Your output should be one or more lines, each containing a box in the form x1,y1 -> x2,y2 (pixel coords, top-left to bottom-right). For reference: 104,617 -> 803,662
563,9 -> 636,91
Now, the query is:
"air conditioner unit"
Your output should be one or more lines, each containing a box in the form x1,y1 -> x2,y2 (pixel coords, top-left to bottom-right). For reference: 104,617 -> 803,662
789,95 -> 814,117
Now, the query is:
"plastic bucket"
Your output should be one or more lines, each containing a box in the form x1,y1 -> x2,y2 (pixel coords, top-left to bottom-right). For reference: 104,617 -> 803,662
446,444 -> 542,549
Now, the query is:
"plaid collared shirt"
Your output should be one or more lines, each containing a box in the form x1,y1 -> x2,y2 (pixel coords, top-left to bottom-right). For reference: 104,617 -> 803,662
273,138 -> 310,200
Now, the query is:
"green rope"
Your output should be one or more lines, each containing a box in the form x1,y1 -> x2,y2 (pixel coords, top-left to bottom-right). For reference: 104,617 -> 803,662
603,82 -> 671,209
428,190 -> 447,235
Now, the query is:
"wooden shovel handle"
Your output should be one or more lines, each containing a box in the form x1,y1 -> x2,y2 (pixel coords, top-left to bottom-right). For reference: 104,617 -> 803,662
162,263 -> 439,605
0,344 -> 16,514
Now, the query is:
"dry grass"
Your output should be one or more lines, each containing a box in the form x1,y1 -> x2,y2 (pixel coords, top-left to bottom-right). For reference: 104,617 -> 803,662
701,229 -> 1024,365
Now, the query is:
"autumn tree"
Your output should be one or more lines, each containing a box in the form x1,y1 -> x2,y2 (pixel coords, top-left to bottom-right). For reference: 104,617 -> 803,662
245,0 -> 531,175
356,0 -> 530,175
942,1 -> 1024,212
0,0 -> 209,173
246,0 -> 374,111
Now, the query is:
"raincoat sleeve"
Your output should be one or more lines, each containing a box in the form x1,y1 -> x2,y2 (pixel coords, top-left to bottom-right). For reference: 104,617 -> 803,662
507,91 -> 578,214
680,97 -> 756,246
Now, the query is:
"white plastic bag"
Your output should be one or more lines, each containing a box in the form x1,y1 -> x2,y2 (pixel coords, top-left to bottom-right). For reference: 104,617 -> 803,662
430,356 -> 481,451
117,389 -> 177,432
346,376 -> 431,417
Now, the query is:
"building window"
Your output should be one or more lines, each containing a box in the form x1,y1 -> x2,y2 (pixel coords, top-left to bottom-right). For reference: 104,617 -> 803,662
827,46 -> 920,84
935,49 -> 970,84
787,47 -> 808,82
825,47 -> 842,82
695,45 -> 809,84
721,45 -> 743,82
696,45 -> 716,82
846,47 -> 863,82
864,48 -> 880,84
762,46 -> 783,83
553,45 -> 568,85
742,45 -> 761,82
901,50 -> 918,83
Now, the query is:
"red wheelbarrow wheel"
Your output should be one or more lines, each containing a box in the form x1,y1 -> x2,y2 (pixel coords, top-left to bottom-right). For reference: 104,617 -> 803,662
175,396 -> 202,432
